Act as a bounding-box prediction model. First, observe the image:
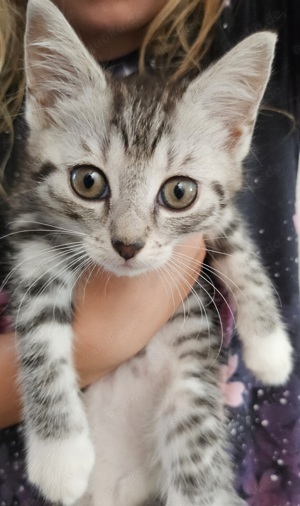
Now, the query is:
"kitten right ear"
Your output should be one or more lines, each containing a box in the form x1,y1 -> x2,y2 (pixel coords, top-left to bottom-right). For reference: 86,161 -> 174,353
180,32 -> 276,162
25,0 -> 107,128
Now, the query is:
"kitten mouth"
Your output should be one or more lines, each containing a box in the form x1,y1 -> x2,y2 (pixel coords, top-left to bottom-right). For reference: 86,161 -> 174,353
109,259 -> 150,277
119,261 -> 144,274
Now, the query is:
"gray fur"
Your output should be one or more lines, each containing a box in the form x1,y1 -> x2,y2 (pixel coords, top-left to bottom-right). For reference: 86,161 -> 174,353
3,0 -> 293,505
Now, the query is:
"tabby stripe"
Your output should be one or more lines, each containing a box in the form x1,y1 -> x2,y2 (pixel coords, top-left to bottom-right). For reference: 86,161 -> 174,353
211,238 -> 240,255
188,451 -> 203,465
173,451 -> 203,470
165,414 -> 202,444
195,430 -> 219,447
174,332 -> 203,346
184,368 -> 220,386
37,162 -> 58,180
19,341 -> 48,368
192,396 -> 218,411
48,188 -> 84,221
23,276 -> 62,297
120,124 -> 129,150
223,221 -> 238,236
174,473 -> 198,496
21,351 -> 47,369
30,389 -> 67,409
12,229 -> 52,242
24,357 -> 67,381
184,371 -> 203,380
150,121 -> 166,153
179,349 -> 210,361
211,181 -> 225,200
170,308 -> 204,321
80,139 -> 92,154
16,306 -> 71,335
31,410 -> 70,438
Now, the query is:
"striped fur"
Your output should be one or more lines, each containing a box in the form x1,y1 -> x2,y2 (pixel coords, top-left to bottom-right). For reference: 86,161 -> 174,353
3,0 -> 293,504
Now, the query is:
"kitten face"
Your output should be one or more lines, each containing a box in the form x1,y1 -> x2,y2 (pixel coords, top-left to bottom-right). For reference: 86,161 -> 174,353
24,79 -> 235,276
19,0 -> 276,276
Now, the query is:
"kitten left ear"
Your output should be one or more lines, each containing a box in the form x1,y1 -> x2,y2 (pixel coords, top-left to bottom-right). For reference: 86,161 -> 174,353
25,0 -> 107,128
182,32 -> 276,160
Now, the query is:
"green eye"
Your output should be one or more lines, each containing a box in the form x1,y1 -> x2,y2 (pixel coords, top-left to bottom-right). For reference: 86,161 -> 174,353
159,177 -> 198,210
70,165 -> 109,200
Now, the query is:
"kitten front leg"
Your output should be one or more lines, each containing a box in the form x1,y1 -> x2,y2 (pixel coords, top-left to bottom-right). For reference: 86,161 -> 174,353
207,213 -> 293,385
155,319 -> 243,506
11,246 -> 94,505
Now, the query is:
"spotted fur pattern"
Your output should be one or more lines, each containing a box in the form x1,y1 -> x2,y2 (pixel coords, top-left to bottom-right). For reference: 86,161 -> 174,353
4,0 -> 293,505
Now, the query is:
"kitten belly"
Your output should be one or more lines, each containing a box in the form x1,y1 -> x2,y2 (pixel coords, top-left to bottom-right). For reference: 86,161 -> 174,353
79,329 -> 173,506
78,315 -> 206,506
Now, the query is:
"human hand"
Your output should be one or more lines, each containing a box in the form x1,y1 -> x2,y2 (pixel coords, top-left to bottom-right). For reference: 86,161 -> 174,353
73,234 -> 206,387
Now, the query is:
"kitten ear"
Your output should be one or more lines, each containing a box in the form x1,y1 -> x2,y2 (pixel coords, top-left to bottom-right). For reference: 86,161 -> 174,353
183,32 -> 276,160
25,0 -> 107,128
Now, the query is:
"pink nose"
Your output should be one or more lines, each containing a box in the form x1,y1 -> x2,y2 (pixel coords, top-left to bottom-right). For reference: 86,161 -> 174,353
111,239 -> 144,260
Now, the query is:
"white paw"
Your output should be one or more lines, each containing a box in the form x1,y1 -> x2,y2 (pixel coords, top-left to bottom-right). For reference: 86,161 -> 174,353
244,328 -> 293,385
27,431 -> 95,505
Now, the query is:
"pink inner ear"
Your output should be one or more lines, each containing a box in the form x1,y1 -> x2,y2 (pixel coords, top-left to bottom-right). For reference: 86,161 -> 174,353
230,126 -> 244,143
225,120 -> 253,151
223,126 -> 244,151
27,85 -> 56,109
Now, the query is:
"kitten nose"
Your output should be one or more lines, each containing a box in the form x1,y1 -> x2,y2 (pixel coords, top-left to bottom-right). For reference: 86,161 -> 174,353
111,239 -> 144,260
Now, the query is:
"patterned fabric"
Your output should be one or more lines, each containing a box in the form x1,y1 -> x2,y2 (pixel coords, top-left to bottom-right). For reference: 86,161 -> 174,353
0,0 -> 299,504
213,2 -> 300,505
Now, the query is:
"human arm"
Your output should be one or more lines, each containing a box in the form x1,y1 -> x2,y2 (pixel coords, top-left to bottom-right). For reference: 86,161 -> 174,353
0,235 -> 205,429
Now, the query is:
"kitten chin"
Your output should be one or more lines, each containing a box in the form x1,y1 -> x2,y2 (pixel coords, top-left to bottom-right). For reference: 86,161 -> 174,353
93,253 -> 172,278
104,262 -> 152,278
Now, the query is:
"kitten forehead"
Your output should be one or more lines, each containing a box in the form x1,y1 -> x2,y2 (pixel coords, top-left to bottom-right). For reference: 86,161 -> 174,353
109,77 -> 186,159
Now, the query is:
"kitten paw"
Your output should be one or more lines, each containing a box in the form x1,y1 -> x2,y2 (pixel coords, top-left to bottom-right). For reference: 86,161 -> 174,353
244,328 -> 293,385
27,431 -> 95,505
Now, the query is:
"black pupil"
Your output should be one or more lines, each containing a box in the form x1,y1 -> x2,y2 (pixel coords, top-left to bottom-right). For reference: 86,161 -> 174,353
83,173 -> 95,189
174,183 -> 185,200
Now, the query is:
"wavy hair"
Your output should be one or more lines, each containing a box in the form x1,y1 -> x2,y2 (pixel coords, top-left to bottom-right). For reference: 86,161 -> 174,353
0,0 -> 223,180
140,0 -> 223,79
0,0 -> 25,155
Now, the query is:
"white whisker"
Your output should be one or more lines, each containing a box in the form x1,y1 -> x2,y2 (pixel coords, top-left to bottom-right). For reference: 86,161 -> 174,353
2,242 -> 84,291
14,249 -> 87,329
175,243 -> 234,258
168,256 -> 231,366
201,262 -> 249,305
166,258 -> 213,360
7,219 -> 87,237
156,264 -> 183,321
173,250 -> 238,319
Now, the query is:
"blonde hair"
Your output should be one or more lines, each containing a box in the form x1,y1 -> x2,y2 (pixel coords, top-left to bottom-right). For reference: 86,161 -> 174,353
140,0 -> 223,79
0,0 -> 223,174
0,0 -> 25,152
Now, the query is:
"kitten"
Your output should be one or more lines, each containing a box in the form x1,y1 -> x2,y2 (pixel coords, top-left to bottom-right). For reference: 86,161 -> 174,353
5,0 -> 293,505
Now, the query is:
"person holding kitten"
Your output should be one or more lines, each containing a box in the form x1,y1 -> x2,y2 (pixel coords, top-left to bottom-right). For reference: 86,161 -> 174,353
0,0 -> 299,504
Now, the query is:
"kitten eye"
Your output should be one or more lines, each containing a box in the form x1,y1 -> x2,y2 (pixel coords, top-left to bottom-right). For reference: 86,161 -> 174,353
70,165 -> 109,200
158,177 -> 197,210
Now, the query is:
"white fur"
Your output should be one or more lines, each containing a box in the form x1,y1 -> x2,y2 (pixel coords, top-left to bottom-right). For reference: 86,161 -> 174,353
27,431 -> 95,505
79,336 -> 172,506
78,316 -> 216,506
243,327 -> 293,385
208,210 -> 293,385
